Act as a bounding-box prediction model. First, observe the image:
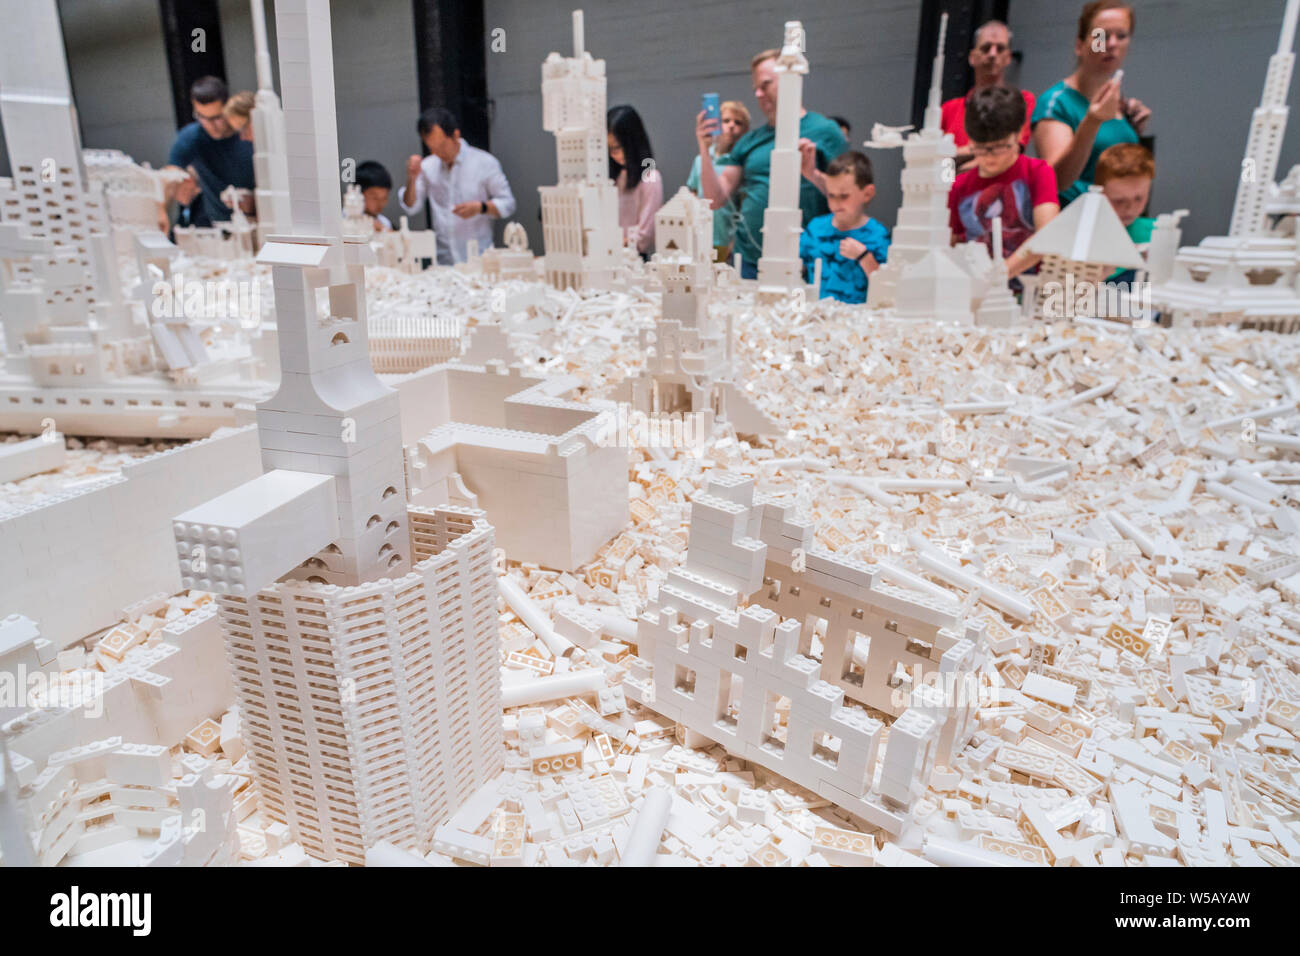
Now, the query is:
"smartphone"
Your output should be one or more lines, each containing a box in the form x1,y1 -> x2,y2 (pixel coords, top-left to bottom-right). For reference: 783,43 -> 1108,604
702,92 -> 721,132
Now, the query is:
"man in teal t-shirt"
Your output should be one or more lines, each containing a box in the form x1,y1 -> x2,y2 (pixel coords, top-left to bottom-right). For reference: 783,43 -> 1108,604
692,50 -> 847,278
1032,80 -> 1138,205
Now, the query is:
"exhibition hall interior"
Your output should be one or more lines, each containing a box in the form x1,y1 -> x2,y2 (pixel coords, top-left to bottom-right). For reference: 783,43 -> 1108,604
2,0 -> 1300,882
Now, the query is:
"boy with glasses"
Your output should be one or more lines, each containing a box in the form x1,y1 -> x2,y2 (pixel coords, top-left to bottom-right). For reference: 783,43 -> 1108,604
940,21 -> 1035,172
948,86 -> 1059,279
166,76 -> 255,228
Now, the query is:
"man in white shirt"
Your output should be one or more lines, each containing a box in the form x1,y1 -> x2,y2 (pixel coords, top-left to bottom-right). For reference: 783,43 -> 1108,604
399,107 -> 516,264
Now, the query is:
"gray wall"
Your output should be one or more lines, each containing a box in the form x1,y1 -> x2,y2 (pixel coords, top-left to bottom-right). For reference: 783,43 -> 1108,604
1010,0 -> 1300,244
5,0 -> 1300,249
485,0 -> 920,253
0,0 -> 421,230
219,0 -> 422,229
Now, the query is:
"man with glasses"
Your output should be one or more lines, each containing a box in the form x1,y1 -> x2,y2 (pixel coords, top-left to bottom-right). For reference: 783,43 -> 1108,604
166,76 -> 255,228
940,21 -> 1035,172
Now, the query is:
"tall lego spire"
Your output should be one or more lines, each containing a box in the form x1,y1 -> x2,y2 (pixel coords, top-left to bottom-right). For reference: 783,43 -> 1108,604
923,12 -> 949,133
250,0 -> 409,587
756,21 -> 810,294
1229,0 -> 1299,237
276,0 -> 343,238
249,0 -> 292,245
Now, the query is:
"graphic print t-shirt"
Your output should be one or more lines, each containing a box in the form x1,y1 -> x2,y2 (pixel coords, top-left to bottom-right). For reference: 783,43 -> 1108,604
947,154 -> 1057,257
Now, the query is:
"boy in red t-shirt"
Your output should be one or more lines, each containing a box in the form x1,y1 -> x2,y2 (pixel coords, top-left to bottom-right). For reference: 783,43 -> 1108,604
948,86 -> 1059,279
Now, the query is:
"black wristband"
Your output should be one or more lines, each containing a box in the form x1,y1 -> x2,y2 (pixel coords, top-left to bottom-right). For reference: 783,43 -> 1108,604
855,248 -> 869,263
481,200 -> 488,215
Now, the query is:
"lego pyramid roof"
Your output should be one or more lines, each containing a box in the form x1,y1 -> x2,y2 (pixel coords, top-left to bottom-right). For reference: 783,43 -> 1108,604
1026,186 -> 1144,268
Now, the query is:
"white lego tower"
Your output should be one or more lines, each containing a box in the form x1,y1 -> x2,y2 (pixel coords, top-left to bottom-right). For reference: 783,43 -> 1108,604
172,0 -> 503,865
249,0 -> 293,247
1151,0 -> 1300,328
0,0 -> 136,377
756,21 -> 810,297
255,0 -> 410,587
1231,0 -> 1299,237
866,13 -> 971,321
538,10 -> 621,291
655,185 -> 714,328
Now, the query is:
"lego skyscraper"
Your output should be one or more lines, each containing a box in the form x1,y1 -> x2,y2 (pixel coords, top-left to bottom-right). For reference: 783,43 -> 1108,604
172,0 -> 503,864
0,0 -> 137,381
756,22 -> 810,296
538,10 -> 621,291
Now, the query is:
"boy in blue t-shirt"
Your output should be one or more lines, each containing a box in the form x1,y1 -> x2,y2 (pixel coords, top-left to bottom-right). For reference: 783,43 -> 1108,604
798,151 -> 889,304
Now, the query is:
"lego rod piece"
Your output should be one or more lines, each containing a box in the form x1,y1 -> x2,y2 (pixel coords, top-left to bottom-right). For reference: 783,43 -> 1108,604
618,786 -> 672,866
1105,510 -> 1156,558
1207,400 -> 1296,432
874,478 -> 967,493
1257,430 -> 1300,451
1042,378 -> 1117,415
499,576 -> 575,657
944,400 -> 1014,415
908,534 -> 1034,621
922,834 -> 1033,866
876,560 -> 961,604
1204,480 -> 1274,513
499,668 -> 606,708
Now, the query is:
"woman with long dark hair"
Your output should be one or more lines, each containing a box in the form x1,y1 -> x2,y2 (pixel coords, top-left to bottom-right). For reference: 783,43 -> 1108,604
608,104 -> 664,256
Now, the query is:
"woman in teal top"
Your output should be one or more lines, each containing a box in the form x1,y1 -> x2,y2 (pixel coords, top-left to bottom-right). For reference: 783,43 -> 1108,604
1031,1 -> 1152,205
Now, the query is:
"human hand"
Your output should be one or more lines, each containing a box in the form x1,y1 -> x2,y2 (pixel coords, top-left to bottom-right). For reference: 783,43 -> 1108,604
1124,97 -> 1151,134
839,237 -> 866,260
452,201 -> 480,219
696,110 -> 720,149
406,154 -> 422,178
174,175 -> 200,206
798,138 -> 817,178
1087,77 -> 1122,124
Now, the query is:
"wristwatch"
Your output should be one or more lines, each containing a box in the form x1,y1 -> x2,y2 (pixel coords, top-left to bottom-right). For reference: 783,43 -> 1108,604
480,200 -> 488,215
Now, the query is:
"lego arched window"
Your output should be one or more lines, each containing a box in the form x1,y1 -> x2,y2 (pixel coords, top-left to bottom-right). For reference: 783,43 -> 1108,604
385,520 -> 400,534
307,575 -> 328,584
331,332 -> 349,346
378,543 -> 394,558
382,486 -> 398,498
387,553 -> 403,568
366,514 -> 381,528
1246,268 -> 1283,286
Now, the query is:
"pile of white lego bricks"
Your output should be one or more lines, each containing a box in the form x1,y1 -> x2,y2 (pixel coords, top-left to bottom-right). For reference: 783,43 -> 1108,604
5,262 -> 1300,866
452,287 -> 1300,867
0,435 -> 185,512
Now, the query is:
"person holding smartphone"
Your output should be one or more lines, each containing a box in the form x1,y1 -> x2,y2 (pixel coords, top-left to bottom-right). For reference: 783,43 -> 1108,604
693,48 -> 847,280
686,97 -> 751,262
1031,1 -> 1151,206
